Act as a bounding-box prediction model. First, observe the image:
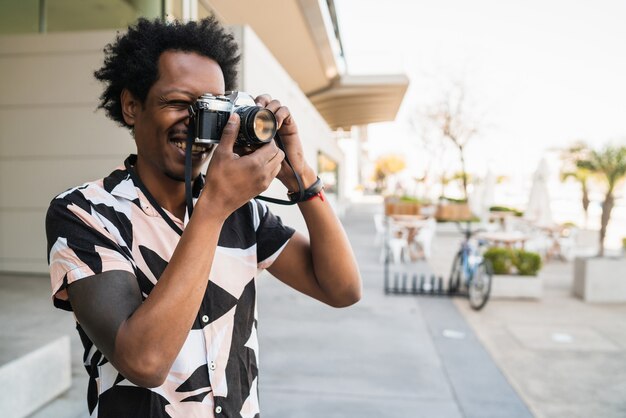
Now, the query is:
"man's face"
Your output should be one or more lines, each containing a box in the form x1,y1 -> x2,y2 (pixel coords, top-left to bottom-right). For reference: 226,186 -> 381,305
129,50 -> 226,182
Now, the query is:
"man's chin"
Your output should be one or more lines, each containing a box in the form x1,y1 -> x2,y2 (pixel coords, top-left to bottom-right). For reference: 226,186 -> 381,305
164,172 -> 186,182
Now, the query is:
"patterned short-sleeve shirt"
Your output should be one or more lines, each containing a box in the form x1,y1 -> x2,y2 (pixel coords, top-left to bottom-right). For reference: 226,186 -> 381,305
46,155 -> 295,418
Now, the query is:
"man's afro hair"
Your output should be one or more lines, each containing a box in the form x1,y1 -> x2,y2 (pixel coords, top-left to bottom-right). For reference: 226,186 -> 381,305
94,17 -> 240,127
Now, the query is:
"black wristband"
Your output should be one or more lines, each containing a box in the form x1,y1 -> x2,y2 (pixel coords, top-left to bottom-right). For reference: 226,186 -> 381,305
288,177 -> 324,202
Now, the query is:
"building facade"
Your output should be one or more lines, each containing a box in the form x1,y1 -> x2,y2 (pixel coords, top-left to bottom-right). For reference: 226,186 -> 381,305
0,0 -> 408,274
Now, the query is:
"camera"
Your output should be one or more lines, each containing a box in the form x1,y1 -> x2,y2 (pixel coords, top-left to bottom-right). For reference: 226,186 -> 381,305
189,91 -> 277,148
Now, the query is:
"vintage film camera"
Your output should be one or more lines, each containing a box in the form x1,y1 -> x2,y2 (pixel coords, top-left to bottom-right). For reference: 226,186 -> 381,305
189,91 -> 277,148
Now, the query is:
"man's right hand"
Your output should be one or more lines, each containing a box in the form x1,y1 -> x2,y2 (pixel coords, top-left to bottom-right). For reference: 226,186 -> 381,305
201,113 -> 285,219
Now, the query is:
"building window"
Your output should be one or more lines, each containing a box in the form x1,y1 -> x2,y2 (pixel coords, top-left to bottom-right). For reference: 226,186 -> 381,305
0,0 -> 164,34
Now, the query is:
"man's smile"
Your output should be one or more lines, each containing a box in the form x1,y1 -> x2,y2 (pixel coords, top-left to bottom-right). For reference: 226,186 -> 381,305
168,129 -> 213,156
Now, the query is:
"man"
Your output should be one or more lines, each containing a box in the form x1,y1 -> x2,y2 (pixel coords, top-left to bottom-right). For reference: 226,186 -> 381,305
46,17 -> 361,417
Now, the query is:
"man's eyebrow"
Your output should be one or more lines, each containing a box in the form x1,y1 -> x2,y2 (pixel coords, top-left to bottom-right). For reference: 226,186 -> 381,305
160,89 -> 197,98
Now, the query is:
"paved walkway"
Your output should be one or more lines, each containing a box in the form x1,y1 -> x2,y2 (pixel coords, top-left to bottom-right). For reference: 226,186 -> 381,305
424,203 -> 626,418
257,201 -> 530,418
3,199 -> 625,417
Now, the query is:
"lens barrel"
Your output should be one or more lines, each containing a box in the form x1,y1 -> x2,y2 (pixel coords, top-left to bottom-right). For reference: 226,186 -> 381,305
235,106 -> 277,146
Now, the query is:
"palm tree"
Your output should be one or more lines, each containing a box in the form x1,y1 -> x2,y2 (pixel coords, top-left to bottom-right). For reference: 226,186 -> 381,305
577,144 -> 626,256
560,142 -> 592,228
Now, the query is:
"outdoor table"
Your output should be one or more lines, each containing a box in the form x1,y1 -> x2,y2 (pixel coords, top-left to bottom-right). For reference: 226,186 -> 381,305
538,225 -> 569,261
389,215 -> 428,240
477,231 -> 529,249
387,215 -> 430,261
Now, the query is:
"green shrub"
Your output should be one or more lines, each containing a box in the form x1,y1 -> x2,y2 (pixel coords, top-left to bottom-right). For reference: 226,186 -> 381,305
399,195 -> 429,204
489,206 -> 524,217
622,237 -> 626,249
483,247 -> 514,274
513,250 -> 542,276
441,197 -> 468,204
483,247 -> 542,276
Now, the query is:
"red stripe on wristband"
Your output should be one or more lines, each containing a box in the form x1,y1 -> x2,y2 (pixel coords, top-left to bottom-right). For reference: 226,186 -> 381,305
306,189 -> 325,202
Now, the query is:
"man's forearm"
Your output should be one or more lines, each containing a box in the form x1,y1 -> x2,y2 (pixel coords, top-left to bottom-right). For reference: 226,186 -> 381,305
297,195 -> 361,307
114,200 -> 225,387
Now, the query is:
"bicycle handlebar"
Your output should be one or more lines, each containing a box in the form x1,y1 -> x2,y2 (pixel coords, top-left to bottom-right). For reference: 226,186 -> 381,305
455,221 -> 485,240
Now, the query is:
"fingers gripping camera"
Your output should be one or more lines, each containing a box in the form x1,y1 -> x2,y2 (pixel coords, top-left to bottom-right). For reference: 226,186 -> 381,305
189,91 -> 277,148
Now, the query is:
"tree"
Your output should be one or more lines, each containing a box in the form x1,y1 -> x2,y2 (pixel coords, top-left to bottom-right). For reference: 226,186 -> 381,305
425,82 -> 480,201
576,144 -> 626,256
372,155 -> 406,193
560,142 -> 592,228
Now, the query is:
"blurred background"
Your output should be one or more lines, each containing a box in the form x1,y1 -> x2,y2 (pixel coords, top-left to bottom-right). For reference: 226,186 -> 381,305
1,1 -> 626,417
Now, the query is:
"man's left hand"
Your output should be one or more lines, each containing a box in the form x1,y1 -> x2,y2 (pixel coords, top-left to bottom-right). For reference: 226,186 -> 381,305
255,94 -> 317,191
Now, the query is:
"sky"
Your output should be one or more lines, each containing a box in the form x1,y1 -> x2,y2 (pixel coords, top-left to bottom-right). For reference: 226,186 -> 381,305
334,0 -> 626,182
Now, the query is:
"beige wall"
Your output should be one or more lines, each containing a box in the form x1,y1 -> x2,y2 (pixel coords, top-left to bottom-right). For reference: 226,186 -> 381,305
0,31 -> 135,274
0,25 -> 345,274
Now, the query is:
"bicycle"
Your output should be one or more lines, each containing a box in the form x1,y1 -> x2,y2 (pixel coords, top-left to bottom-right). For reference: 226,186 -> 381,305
448,222 -> 493,310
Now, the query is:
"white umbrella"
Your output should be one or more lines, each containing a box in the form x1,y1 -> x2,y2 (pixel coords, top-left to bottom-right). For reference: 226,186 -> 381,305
524,158 -> 553,227
481,169 -> 496,221
469,169 -> 496,222
469,178 -> 484,218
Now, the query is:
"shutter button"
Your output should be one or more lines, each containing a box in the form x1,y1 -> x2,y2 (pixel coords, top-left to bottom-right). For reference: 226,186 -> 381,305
202,315 -> 209,323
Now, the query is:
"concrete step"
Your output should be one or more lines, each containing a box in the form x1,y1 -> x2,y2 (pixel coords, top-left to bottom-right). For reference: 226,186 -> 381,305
0,336 -> 71,418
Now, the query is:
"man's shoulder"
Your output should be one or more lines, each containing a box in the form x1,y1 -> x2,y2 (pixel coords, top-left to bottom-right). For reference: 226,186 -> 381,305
49,165 -> 133,208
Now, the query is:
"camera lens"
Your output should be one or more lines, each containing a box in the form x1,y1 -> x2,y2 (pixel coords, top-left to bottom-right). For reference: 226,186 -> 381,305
237,107 -> 277,144
253,109 -> 277,141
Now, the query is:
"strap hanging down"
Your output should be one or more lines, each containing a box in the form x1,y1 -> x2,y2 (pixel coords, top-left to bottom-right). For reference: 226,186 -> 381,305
255,133 -> 304,205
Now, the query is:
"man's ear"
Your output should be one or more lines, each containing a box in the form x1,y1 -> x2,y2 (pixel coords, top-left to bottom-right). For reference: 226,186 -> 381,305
121,88 -> 139,126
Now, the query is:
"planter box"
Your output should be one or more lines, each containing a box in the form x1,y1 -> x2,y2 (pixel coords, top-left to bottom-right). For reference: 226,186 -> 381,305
491,274 -> 542,299
384,197 -> 421,216
435,203 -> 472,221
573,257 -> 626,303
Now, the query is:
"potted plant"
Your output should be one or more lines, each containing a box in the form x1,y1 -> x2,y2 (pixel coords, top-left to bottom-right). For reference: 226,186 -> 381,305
384,195 -> 424,216
483,247 -> 543,299
568,143 -> 626,302
435,197 -> 473,221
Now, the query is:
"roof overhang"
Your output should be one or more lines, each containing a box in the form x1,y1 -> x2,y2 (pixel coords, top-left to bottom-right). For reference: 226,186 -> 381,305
202,0 -> 409,129
309,74 -> 410,130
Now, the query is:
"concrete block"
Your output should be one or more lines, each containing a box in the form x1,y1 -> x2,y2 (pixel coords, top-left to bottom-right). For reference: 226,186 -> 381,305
491,274 -> 542,299
573,257 -> 626,302
0,336 -> 71,418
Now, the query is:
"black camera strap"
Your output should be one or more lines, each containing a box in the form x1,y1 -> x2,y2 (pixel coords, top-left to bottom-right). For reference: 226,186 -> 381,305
185,134 -> 195,222
255,132 -> 305,205
183,132 -> 306,219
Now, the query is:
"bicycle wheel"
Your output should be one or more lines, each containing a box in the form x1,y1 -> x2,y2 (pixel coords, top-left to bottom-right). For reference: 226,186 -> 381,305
448,251 -> 463,293
468,259 -> 492,310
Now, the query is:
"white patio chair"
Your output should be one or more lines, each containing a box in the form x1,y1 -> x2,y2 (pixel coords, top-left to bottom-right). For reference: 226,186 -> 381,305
373,213 -> 386,246
380,222 -> 412,263
412,217 -> 437,260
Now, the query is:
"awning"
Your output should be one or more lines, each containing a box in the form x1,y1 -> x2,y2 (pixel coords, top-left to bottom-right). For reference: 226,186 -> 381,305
205,0 -> 409,129
308,74 -> 410,130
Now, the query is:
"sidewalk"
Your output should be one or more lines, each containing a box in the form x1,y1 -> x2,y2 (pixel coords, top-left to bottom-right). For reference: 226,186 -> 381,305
7,199 -> 625,417
256,201 -> 530,417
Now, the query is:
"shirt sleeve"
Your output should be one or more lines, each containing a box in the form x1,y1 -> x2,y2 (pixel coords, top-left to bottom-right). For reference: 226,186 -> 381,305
46,192 -> 134,311
253,199 -> 296,270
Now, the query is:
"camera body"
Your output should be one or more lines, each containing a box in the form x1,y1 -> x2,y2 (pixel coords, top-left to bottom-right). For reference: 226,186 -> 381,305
190,91 -> 277,148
